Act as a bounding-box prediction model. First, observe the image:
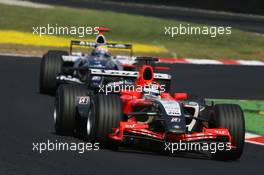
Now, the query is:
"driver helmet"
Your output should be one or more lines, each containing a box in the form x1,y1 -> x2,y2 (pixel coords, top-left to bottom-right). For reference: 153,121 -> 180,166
142,83 -> 161,99
91,45 -> 111,58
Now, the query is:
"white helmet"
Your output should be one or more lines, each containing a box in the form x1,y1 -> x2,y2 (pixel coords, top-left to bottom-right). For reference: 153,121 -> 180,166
143,83 -> 161,99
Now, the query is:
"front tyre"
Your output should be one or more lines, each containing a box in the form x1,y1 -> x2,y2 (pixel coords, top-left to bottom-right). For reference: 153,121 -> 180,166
209,104 -> 245,160
54,84 -> 89,135
86,94 -> 122,148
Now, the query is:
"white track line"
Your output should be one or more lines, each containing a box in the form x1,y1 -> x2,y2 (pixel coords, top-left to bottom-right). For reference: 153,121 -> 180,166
185,58 -> 223,65
159,57 -> 264,66
0,53 -> 41,58
0,0 -> 53,8
237,60 -> 264,66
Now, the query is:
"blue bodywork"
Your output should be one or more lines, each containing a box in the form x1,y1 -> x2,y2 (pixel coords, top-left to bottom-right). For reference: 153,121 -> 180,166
73,55 -> 119,88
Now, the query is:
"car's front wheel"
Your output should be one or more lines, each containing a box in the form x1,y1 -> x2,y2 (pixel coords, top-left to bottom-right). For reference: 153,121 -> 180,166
54,84 -> 89,135
86,94 -> 122,149
209,104 -> 245,160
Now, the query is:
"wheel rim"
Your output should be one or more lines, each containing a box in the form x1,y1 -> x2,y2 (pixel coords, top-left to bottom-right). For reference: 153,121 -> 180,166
86,101 -> 95,138
87,117 -> 91,136
53,109 -> 57,123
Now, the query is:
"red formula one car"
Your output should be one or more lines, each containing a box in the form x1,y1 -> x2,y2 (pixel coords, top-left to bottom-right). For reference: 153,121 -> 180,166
54,57 -> 245,160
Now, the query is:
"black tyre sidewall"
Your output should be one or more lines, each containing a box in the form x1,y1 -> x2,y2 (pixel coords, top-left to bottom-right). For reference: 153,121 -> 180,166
209,104 -> 245,160
55,84 -> 89,135
39,51 -> 68,93
89,94 -> 122,146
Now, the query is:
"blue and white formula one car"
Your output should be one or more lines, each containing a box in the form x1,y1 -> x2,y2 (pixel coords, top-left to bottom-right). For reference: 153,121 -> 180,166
39,27 -> 136,94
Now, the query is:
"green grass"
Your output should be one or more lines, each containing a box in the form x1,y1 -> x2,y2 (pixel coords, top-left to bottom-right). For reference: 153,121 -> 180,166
210,99 -> 264,135
1,3 -> 264,59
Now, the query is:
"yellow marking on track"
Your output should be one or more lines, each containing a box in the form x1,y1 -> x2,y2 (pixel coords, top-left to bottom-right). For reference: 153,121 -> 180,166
0,30 -> 168,53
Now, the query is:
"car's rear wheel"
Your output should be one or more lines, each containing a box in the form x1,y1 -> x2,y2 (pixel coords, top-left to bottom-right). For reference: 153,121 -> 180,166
39,50 -> 68,94
54,84 -> 89,135
209,104 -> 245,160
86,94 -> 122,148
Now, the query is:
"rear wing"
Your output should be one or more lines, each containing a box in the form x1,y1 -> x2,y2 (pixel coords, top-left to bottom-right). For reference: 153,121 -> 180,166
89,68 -> 171,92
107,43 -> 133,56
73,56 -> 171,81
89,69 -> 171,80
69,40 -> 133,56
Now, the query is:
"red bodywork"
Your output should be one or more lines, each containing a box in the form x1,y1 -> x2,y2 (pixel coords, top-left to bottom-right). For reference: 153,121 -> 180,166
108,65 -> 232,144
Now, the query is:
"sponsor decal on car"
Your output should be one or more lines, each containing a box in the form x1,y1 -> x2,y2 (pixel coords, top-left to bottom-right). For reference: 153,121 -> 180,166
78,96 -> 89,104
159,100 -> 182,116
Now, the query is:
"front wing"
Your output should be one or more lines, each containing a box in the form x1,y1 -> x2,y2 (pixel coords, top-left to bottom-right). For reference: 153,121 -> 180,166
109,122 -> 231,143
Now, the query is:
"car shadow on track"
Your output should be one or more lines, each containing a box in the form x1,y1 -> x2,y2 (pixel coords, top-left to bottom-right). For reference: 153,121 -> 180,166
50,130 -> 211,160
110,146 -> 212,161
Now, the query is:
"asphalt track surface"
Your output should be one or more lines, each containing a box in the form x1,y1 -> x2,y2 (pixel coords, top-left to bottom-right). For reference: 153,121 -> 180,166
30,0 -> 264,33
0,55 -> 263,175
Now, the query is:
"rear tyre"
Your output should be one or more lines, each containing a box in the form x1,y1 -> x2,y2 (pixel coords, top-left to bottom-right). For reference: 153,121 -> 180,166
39,50 -> 68,94
86,94 -> 122,149
54,84 -> 89,135
209,104 -> 245,160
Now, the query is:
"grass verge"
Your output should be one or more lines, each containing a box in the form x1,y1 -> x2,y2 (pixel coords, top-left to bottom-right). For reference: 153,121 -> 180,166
0,3 -> 264,59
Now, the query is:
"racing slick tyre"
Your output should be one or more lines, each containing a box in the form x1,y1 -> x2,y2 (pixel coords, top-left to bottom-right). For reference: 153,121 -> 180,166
54,84 -> 90,135
209,104 -> 245,160
39,50 -> 68,94
86,94 -> 122,149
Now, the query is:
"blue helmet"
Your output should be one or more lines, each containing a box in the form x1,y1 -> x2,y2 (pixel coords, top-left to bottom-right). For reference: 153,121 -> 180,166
91,45 -> 111,58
